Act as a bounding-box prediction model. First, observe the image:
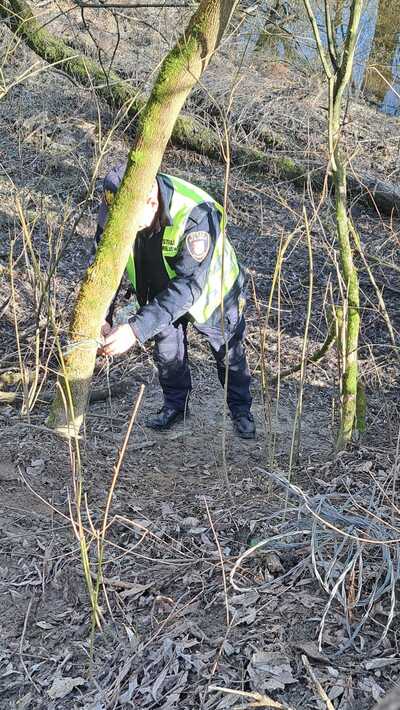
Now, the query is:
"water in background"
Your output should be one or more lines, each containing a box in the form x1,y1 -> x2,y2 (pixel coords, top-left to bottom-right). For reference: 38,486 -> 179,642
244,0 -> 400,116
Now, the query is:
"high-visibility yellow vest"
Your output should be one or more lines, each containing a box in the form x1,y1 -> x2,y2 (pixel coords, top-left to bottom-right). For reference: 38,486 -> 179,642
125,174 -> 240,323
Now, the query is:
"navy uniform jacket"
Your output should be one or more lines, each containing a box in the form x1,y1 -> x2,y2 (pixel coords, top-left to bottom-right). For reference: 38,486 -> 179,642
95,168 -> 244,344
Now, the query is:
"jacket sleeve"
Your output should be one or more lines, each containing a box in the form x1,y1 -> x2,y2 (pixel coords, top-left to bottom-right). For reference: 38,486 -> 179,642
128,207 -> 220,344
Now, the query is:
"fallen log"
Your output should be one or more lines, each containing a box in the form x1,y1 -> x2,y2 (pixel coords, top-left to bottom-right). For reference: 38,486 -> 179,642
1,0 -> 292,165
0,0 -> 138,108
2,0 -> 400,216
0,376 -> 145,405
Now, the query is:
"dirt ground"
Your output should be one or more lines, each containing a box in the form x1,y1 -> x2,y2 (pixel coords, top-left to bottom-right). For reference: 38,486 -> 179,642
1,7 -> 400,709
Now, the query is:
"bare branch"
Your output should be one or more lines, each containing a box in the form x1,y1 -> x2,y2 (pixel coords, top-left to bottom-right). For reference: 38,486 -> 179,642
73,1 -> 193,7
302,0 -> 333,79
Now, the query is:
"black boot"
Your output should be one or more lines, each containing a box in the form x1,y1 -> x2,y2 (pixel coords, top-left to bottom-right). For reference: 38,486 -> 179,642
145,405 -> 187,431
232,412 -> 256,439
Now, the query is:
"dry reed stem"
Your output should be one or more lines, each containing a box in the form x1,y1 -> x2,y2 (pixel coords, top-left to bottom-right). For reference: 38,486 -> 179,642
209,685 -> 295,709
301,654 -> 335,710
19,595 -> 40,692
204,497 -> 230,627
288,207 -> 314,475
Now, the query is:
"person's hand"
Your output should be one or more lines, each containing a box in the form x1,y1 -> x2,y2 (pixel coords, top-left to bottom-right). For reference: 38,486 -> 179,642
101,320 -> 112,338
97,320 -> 112,354
100,324 -> 137,356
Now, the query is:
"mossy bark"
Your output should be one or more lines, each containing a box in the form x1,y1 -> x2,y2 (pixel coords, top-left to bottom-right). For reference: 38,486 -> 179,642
304,0 -> 362,450
44,0 -> 238,435
0,0 -> 137,107
334,158 -> 360,449
3,0 -> 400,215
330,0 -> 363,451
356,380 -> 366,434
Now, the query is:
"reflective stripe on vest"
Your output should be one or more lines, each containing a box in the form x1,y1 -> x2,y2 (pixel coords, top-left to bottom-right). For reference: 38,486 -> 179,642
125,174 -> 240,323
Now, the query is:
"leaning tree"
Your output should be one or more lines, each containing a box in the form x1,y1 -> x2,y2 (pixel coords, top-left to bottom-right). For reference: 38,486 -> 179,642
30,0 -> 239,436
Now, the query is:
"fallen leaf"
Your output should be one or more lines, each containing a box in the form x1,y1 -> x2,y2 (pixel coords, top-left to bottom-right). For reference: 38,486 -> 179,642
119,582 -> 153,600
293,641 -> 330,663
151,665 -> 169,702
248,651 -> 297,692
36,621 -> 54,630
1,662 -> 16,677
210,684 -> 294,709
182,516 -> 201,529
328,684 -> 345,701
235,608 -> 257,625
48,676 -> 86,699
231,591 -> 260,606
223,641 -> 235,657
31,459 -> 45,467
364,657 -> 400,670
354,460 -> 373,473
0,463 -> 19,481
264,552 -> 284,574
358,677 -> 385,702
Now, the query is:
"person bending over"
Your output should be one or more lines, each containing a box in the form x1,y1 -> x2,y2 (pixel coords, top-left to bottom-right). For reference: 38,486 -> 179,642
96,164 -> 255,439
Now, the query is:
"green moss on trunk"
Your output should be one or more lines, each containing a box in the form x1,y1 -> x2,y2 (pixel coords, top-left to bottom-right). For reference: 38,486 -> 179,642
333,153 -> 360,450
356,381 -> 367,434
332,101 -> 361,451
1,0 -> 137,108
303,0 -> 362,451
331,4 -> 363,451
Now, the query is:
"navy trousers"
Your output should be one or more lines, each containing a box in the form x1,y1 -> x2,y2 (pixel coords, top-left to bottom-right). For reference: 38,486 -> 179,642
153,315 -> 252,415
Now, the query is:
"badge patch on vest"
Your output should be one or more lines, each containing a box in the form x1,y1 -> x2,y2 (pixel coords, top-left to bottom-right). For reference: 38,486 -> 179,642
186,231 -> 210,262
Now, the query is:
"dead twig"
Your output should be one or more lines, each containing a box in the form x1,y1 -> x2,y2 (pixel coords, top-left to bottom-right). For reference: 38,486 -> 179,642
204,498 -> 230,627
209,685 -> 296,709
19,595 -> 40,692
301,654 -> 335,710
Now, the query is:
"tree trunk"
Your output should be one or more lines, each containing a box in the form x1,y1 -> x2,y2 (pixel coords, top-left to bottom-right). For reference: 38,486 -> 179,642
45,0 -> 238,436
3,0 -> 400,216
331,1 -> 363,450
304,0 -> 363,450
334,156 -> 360,449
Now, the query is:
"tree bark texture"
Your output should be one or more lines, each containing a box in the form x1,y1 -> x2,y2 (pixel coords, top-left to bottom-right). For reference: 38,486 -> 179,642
3,0 -> 400,216
42,0 -> 238,435
331,0 -> 363,450
0,0 -> 137,107
304,0 -> 363,450
334,158 -> 360,449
